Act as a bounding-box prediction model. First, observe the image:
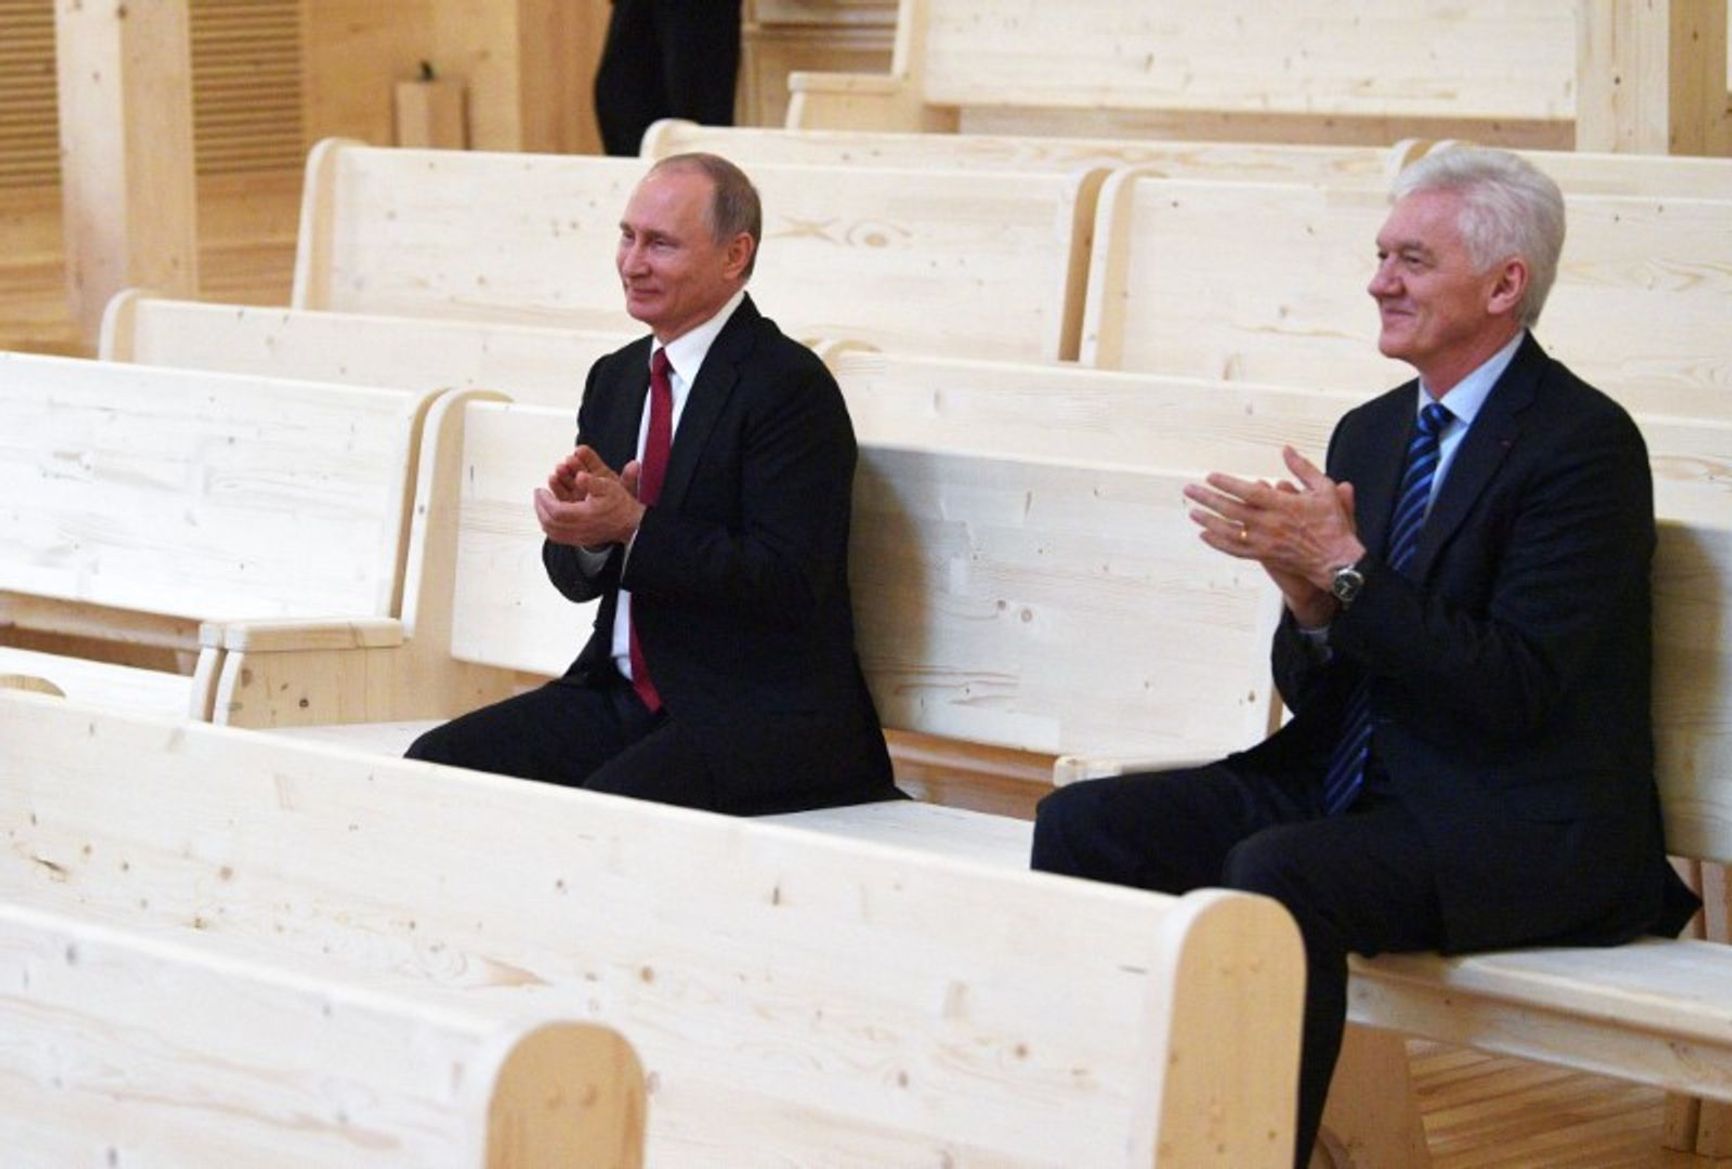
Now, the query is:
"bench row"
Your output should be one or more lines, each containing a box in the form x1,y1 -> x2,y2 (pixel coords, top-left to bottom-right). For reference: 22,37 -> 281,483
0,900 -> 645,1168
782,0 -> 1730,156
287,138 -> 1732,412
0,688 -> 1307,1168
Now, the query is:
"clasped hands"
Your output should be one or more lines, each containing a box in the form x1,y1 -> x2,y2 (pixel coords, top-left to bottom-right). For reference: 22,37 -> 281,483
1183,445 -> 1366,629
533,446 -> 647,549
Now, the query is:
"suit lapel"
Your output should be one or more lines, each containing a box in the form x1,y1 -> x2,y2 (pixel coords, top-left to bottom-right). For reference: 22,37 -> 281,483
597,339 -> 652,470
1407,334 -> 1543,579
659,296 -> 757,510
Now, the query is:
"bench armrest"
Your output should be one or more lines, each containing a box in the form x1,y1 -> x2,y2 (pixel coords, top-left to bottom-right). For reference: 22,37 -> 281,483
200,618 -> 406,653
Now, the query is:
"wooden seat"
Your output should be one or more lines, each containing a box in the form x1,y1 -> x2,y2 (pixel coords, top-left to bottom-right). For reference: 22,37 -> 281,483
292,139 -> 1104,362
0,689 -> 1307,1168
0,901 -> 645,1168
0,351 -> 434,719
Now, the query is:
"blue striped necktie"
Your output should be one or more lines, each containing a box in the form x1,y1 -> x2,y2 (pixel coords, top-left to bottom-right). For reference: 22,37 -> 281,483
1319,400 -> 1453,816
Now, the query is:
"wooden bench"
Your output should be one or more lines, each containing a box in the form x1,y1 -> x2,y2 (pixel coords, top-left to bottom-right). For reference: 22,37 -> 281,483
0,351 -> 433,720
1081,175 -> 1732,421
293,139 -> 1104,362
204,394 -> 1284,795
100,290 -> 633,410
787,0 -> 1579,147
642,118 -> 1418,183
0,688 -> 1307,1168
754,516 -> 1732,1168
0,901 -> 646,1169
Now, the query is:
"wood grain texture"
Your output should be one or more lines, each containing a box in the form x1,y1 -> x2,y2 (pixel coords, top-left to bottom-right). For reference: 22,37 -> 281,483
0,689 -> 1305,1168
1083,175 -> 1732,422
291,141 -> 1096,361
0,901 -> 645,1169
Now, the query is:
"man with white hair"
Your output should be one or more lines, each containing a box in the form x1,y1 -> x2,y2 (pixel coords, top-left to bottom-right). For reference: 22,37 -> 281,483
1032,148 -> 1698,1168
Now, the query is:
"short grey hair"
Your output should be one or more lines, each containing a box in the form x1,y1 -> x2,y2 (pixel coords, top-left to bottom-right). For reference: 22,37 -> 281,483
1392,147 -> 1566,327
648,152 -> 762,280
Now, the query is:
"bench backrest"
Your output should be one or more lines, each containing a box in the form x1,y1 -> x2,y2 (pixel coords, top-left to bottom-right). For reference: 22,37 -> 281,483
0,690 -> 1305,1168
643,118 -> 1413,184
1655,518 -> 1732,867
294,139 -> 1101,362
0,352 -> 431,644
100,291 -> 627,410
408,397 -> 1282,764
1422,142 -> 1732,200
1083,175 -> 1732,420
798,0 -> 1575,141
0,901 -> 645,1169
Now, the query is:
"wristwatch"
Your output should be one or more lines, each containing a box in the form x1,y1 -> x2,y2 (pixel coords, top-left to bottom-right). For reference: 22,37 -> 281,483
1330,559 -> 1367,608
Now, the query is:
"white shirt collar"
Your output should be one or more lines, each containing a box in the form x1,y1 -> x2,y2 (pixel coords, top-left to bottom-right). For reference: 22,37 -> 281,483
1417,329 -> 1524,428
649,288 -> 747,386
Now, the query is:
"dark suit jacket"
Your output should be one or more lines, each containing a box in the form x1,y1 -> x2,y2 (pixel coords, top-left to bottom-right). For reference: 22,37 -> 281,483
542,295 -> 897,813
1235,333 -> 1696,950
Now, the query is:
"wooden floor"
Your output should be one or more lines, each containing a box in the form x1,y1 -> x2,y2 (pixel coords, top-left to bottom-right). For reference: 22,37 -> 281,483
2,169 -> 1728,1169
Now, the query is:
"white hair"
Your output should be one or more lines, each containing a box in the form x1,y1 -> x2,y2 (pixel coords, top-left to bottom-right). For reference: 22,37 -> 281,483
1392,147 -> 1566,327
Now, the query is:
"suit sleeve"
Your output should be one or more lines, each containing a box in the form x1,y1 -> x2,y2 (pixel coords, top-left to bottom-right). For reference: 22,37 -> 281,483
1326,399 -> 1654,747
619,356 -> 855,628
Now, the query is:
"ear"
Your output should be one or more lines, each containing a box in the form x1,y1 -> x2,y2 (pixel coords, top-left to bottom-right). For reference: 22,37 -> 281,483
1485,256 -> 1529,319
723,232 -> 755,281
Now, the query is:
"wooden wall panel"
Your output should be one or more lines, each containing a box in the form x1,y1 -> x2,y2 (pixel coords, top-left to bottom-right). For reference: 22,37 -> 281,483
3,0 -> 305,189
0,0 -> 57,187
191,0 -> 304,173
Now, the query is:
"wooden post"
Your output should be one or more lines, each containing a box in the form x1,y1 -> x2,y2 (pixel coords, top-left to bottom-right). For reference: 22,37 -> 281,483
1577,0 -> 1732,155
55,0 -> 199,343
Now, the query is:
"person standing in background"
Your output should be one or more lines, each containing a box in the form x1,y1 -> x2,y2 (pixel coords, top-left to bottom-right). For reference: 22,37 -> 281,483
595,0 -> 744,156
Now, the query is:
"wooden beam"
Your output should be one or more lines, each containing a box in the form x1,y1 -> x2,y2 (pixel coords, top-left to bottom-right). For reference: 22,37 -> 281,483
54,0 -> 199,342
1577,0 -> 1732,155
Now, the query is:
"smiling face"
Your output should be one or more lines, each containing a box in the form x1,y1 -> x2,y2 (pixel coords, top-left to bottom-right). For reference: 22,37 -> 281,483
1368,187 -> 1527,394
615,165 -> 753,344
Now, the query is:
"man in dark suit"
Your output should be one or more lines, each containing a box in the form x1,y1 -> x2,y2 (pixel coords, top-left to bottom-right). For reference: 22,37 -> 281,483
1031,147 -> 1698,1168
594,0 -> 743,156
407,152 -> 899,816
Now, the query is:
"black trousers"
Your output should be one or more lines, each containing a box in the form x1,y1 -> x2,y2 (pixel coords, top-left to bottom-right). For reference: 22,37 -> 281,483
594,0 -> 743,156
1032,764 -> 1447,1169
405,678 -> 720,809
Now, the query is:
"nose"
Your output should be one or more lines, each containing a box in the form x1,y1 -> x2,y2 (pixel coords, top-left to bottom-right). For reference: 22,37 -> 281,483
619,239 -> 648,276
1367,255 -> 1399,299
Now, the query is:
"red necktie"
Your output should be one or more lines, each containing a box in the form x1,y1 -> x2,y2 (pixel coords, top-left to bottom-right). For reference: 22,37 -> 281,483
628,348 -> 672,711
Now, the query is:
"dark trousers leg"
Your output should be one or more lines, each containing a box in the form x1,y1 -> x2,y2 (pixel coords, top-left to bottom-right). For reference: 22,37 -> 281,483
405,680 -> 721,811
1034,769 -> 1445,1169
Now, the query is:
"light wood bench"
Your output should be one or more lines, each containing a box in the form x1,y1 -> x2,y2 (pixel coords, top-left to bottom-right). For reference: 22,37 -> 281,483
293,138 -> 1104,362
787,0 -> 1578,147
753,517 -> 1732,1168
205,394 -> 1284,791
0,688 -> 1307,1169
1081,174 -> 1732,420
0,901 -> 645,1169
642,118 -> 1419,184
0,351 -> 433,720
99,290 -> 633,410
